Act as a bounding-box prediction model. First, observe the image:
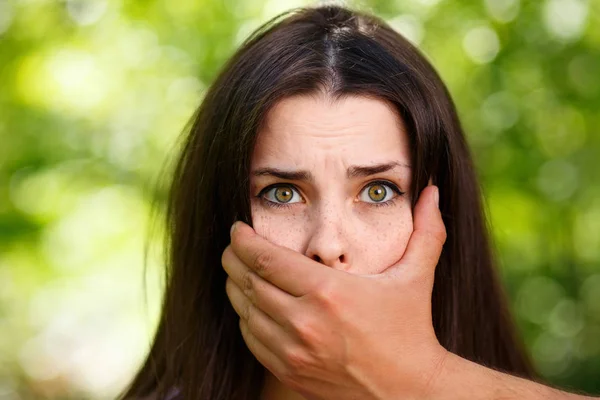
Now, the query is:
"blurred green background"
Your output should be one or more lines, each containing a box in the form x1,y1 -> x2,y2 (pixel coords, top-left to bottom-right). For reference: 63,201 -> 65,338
1,0 -> 599,398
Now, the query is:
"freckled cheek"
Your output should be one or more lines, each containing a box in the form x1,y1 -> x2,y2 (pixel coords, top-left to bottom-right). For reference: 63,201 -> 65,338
350,208 -> 413,274
250,201 -> 414,274
250,203 -> 309,253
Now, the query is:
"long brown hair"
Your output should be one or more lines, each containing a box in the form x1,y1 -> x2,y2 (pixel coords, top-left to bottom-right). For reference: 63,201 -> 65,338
120,4 -> 534,400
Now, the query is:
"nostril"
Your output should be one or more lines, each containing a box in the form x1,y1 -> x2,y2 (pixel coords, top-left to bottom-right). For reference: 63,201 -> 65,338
314,255 -> 322,263
339,254 -> 345,263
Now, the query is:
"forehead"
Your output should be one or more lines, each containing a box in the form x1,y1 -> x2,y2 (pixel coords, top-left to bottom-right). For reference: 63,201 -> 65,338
252,93 -> 410,166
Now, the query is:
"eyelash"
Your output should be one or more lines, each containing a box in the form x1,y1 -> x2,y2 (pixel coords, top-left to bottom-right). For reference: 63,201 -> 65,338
256,180 -> 405,210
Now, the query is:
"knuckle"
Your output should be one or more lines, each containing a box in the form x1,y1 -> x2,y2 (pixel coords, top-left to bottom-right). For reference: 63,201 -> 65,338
291,316 -> 319,344
313,280 -> 340,310
242,271 -> 254,294
425,226 -> 446,248
252,248 -> 273,276
435,223 -> 447,244
284,347 -> 310,374
432,216 -> 447,244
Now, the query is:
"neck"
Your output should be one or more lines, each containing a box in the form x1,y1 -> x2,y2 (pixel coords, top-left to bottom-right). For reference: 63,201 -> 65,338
261,371 -> 307,400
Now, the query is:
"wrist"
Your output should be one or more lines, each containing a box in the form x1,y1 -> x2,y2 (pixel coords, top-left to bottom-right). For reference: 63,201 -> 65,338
376,343 -> 449,400
419,349 -> 493,400
419,352 -> 579,400
419,345 -> 451,400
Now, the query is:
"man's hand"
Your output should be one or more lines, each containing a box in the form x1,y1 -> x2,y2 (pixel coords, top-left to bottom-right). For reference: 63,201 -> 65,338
221,185 -> 447,400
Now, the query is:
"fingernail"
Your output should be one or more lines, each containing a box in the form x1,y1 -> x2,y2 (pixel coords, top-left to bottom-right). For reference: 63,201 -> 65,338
230,221 -> 238,237
433,186 -> 439,208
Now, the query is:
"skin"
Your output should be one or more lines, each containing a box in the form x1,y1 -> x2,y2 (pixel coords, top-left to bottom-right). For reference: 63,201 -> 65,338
249,93 -> 414,275
221,93 -> 599,399
250,94 -> 413,399
223,186 -> 445,400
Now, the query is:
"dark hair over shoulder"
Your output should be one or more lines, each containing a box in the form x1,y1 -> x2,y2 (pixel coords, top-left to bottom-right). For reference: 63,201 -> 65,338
119,4 -> 535,400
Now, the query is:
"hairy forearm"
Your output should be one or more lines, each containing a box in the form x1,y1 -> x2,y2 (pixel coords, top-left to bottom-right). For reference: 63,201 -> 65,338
424,351 -> 597,400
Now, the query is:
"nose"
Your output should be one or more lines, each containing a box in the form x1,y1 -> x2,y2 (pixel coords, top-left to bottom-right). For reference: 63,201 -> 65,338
304,207 -> 351,271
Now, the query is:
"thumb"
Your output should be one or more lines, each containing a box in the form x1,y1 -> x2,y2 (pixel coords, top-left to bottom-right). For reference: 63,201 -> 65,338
382,185 -> 446,279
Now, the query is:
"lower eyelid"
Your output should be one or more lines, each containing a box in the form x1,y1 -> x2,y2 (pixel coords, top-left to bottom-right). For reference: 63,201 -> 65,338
369,197 -> 399,208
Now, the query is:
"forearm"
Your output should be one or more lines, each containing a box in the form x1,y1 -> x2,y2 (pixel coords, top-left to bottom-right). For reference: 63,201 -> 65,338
424,351 -> 597,400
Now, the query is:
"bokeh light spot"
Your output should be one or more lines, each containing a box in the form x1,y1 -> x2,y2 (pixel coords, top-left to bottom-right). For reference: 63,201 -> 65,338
549,299 -> 584,337
480,90 -> 520,134
484,0 -> 520,23
462,25 -> 500,64
580,274 -> 600,320
536,159 -> 579,202
0,0 -> 14,35
543,0 -> 589,42
517,275 -> 565,325
66,0 -> 107,26
533,331 -> 572,377
388,14 -> 424,45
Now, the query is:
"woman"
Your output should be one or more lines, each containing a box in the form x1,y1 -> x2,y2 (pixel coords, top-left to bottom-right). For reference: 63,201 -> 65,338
120,4 -> 536,400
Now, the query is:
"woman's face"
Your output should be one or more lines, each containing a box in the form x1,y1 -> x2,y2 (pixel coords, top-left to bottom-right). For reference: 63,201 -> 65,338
250,94 -> 413,274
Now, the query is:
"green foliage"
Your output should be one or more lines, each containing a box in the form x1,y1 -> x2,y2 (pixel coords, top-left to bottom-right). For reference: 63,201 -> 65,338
0,0 -> 599,398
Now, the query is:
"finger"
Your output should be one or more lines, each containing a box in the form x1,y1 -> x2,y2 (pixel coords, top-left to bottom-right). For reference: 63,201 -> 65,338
383,185 -> 446,279
229,221 -> 332,296
239,318 -> 288,378
227,279 -> 299,361
224,272 -> 294,330
227,278 -> 296,352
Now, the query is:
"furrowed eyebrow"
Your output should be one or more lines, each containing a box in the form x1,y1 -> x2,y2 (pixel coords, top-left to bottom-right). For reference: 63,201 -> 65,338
252,168 -> 313,182
252,162 -> 410,182
347,162 -> 410,178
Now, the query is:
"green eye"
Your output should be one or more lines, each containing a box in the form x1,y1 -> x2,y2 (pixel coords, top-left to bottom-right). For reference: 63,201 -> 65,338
261,184 -> 302,207
258,181 -> 403,210
274,186 -> 294,203
367,184 -> 387,202
359,181 -> 402,204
